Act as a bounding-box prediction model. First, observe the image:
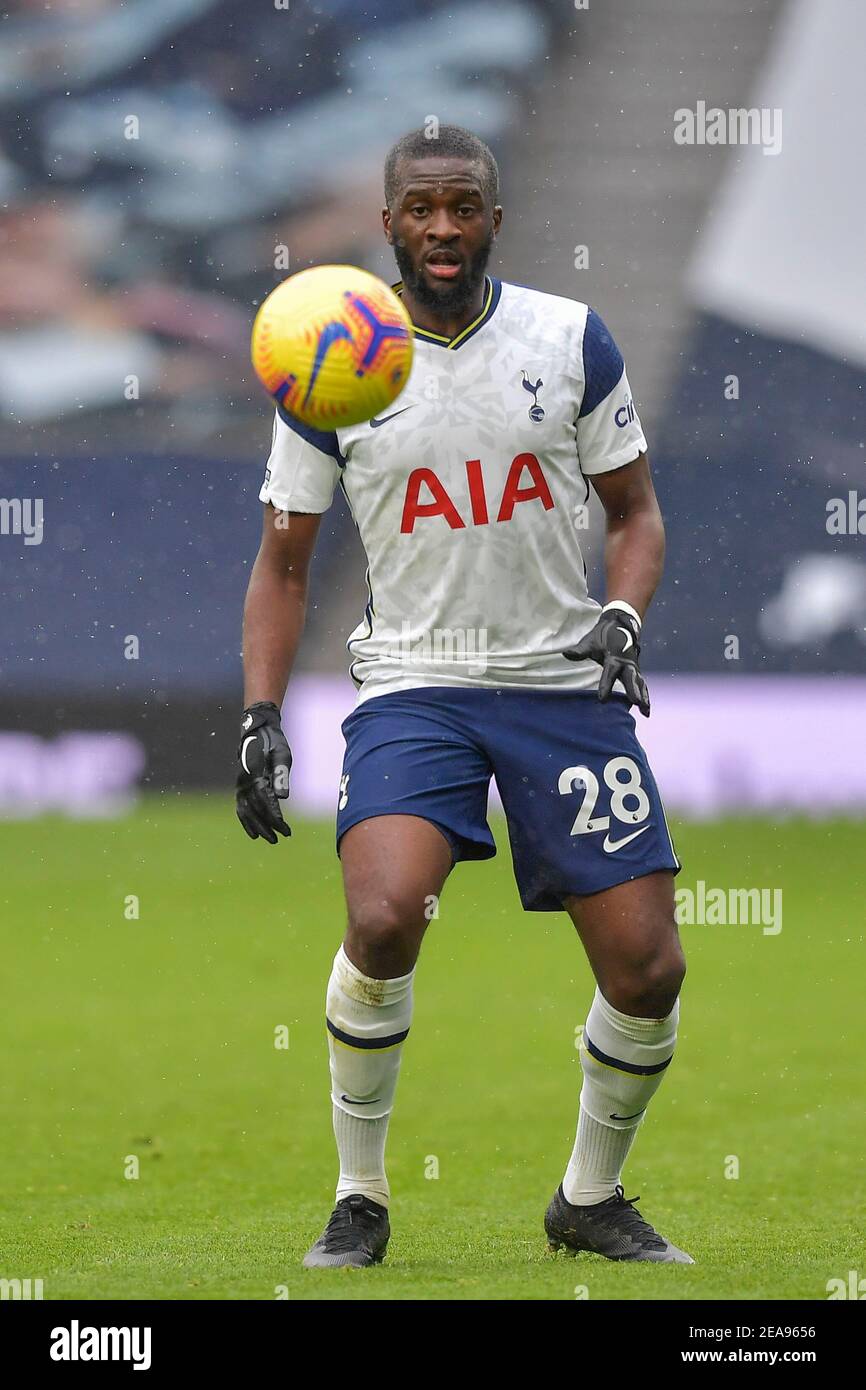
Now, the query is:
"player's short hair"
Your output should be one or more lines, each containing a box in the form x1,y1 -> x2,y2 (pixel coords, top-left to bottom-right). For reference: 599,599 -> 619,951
384,125 -> 499,210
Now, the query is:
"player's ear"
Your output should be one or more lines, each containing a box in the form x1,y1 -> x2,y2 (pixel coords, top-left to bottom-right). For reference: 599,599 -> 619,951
382,207 -> 392,242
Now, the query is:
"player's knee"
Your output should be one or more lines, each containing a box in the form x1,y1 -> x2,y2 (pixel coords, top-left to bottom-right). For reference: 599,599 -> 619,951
608,937 -> 686,1018
653,943 -> 686,1013
344,897 -> 422,977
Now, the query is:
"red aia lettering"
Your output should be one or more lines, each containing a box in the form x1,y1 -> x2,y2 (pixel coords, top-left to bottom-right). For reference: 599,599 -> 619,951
400,468 -> 466,534
400,455 -> 554,533
496,453 -> 555,522
465,459 -> 488,525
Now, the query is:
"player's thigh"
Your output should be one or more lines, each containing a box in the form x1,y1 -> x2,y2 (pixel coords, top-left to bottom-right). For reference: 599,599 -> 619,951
564,871 -> 686,1018
336,691 -> 495,976
340,813 -> 454,976
488,690 -> 680,913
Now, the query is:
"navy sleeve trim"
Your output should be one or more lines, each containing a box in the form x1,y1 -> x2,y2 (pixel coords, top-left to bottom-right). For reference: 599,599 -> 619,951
578,308 -> 625,418
277,403 -> 346,464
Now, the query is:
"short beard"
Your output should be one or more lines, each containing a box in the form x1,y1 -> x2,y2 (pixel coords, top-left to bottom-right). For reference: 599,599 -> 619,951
392,236 -> 493,317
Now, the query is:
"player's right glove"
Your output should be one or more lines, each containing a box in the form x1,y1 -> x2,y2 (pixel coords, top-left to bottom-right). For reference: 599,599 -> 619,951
235,701 -> 292,844
563,602 -> 651,717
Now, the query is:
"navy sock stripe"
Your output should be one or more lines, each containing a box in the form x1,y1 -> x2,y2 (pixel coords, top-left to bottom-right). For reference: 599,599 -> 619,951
584,1031 -> 673,1076
326,1018 -> 410,1050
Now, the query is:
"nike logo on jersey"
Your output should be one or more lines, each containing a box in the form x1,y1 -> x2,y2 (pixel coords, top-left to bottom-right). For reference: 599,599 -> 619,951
602,825 -> 650,853
370,405 -> 415,428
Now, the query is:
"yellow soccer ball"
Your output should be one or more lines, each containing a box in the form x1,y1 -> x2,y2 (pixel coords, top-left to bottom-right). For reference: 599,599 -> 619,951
251,264 -> 414,429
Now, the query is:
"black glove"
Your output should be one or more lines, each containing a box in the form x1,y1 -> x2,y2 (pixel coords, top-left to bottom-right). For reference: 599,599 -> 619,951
236,701 -> 292,843
564,605 -> 650,717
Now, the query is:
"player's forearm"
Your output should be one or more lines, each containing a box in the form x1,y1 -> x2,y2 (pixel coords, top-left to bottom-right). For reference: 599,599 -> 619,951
242,560 -> 308,707
602,503 -> 665,620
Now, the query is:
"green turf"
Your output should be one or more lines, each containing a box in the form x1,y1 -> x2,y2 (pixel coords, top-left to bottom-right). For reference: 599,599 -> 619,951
1,799 -> 864,1300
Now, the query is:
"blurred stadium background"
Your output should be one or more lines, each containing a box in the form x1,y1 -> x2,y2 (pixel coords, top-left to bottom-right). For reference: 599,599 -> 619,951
2,0 -> 865,1305
1,0 -> 863,816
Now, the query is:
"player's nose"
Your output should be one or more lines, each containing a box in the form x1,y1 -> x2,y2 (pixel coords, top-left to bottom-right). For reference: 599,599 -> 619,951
425,209 -> 461,244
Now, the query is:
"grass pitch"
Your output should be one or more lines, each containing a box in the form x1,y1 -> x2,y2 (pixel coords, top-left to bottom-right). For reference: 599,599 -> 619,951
1,799 -> 864,1300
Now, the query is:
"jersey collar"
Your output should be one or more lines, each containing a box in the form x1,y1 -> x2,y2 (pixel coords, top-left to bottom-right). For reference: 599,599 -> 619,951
389,274 -> 502,349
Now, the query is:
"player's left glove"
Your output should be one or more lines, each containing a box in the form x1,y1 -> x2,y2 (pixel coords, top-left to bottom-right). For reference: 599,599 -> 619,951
563,602 -> 651,718
236,701 -> 293,843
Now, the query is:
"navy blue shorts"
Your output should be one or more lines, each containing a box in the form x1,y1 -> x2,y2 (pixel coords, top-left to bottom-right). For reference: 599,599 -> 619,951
335,686 -> 680,911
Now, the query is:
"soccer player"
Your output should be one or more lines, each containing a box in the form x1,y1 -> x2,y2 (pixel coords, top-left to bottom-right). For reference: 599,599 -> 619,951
237,125 -> 692,1267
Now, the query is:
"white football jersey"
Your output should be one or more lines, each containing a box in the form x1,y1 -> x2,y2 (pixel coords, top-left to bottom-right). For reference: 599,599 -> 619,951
259,276 -> 647,705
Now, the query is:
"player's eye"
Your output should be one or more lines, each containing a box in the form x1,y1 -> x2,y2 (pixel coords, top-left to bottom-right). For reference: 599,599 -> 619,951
410,205 -> 429,216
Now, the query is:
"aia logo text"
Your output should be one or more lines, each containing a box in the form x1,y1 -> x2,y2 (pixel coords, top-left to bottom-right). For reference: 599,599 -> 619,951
400,454 -> 554,533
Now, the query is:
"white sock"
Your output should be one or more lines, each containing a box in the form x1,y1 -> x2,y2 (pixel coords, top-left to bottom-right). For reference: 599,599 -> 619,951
563,987 -> 679,1206
331,1106 -> 391,1208
326,945 -> 414,1208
